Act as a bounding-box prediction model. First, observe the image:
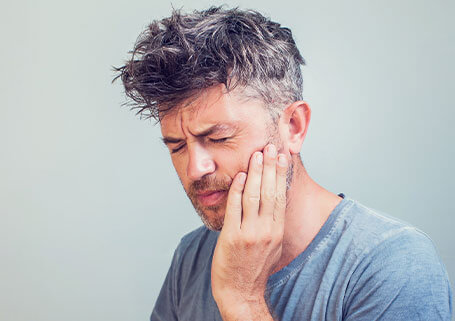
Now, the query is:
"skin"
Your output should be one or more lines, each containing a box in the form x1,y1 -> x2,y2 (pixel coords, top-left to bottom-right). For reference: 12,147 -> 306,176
160,84 -> 342,320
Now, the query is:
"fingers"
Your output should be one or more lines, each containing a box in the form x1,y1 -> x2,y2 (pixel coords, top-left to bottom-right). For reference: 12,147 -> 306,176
240,143 -> 289,229
223,172 -> 247,230
260,144 -> 277,217
242,152 -> 263,223
274,154 -> 288,223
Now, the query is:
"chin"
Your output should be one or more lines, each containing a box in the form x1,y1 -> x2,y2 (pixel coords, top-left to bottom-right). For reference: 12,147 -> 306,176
198,208 -> 225,231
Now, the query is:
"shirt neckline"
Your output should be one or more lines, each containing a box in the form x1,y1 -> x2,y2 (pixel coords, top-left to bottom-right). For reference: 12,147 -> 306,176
266,195 -> 353,290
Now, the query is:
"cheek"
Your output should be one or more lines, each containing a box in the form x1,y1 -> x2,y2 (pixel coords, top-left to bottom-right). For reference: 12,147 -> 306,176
218,145 -> 261,177
237,153 -> 253,174
211,149 -> 241,178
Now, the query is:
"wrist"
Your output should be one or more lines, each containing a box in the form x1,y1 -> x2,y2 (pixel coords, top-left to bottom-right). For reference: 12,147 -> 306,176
215,293 -> 273,321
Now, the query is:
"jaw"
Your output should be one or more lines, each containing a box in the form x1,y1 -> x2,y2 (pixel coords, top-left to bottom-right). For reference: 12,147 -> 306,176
197,207 -> 226,231
190,194 -> 227,231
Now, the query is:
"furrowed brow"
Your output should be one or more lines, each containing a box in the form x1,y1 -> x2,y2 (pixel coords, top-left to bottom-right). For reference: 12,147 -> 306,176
193,123 -> 236,137
161,123 -> 237,145
161,136 -> 183,146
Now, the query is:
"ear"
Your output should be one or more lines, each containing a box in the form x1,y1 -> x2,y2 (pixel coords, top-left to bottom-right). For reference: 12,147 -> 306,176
279,101 -> 311,155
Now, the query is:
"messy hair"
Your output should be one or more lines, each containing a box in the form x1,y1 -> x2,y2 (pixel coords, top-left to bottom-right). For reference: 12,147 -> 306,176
113,6 -> 305,121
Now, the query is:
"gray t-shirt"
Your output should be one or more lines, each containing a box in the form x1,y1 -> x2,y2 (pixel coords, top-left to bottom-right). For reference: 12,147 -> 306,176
150,197 -> 453,320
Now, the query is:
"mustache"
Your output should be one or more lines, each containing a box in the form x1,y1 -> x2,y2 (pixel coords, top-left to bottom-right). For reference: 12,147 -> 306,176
188,175 -> 232,195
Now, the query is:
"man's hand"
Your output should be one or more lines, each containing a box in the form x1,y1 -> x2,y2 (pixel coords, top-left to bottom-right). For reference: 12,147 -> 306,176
211,144 -> 288,320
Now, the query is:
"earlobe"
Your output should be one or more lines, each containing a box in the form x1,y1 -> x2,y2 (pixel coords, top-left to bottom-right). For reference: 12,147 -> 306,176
282,101 -> 311,155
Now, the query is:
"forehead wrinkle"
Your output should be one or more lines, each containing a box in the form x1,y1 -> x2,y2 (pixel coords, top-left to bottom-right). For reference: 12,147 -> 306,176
161,122 -> 239,146
190,122 -> 239,137
181,101 -> 232,138
183,85 -> 226,120
165,85 -> 255,140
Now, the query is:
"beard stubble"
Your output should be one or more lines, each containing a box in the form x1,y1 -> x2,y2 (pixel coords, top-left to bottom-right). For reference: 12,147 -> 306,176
185,125 -> 294,231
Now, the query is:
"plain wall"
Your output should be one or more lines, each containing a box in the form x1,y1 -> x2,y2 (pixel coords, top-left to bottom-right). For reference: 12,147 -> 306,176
1,0 -> 453,320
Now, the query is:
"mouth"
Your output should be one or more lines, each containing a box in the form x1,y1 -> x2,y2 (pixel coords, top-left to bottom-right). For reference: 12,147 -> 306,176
196,190 -> 227,207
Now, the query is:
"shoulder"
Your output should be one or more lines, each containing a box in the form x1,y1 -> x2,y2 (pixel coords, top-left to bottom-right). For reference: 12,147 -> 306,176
339,199 -> 438,258
341,200 -> 453,320
343,199 -> 449,287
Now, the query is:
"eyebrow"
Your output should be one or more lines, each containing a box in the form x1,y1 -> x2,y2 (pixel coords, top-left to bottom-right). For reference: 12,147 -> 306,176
161,123 -> 237,145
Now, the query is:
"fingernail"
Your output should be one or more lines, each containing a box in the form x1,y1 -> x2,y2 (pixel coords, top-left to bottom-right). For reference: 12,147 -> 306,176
238,173 -> 246,185
267,144 -> 277,158
256,152 -> 263,165
278,154 -> 287,167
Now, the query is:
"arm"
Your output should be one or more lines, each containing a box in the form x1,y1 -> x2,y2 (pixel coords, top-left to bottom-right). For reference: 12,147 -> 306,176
211,144 -> 288,321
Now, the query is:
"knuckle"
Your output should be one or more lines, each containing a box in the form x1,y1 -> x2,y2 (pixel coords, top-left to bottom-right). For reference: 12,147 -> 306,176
277,165 -> 288,176
246,194 -> 260,205
242,234 -> 257,247
262,234 -> 273,245
263,188 -> 276,202
275,192 -> 287,208
228,203 -> 242,213
226,199 -> 241,212
228,195 -> 241,207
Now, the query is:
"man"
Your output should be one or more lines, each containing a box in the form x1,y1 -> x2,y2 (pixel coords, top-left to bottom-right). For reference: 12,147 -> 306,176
115,6 -> 452,320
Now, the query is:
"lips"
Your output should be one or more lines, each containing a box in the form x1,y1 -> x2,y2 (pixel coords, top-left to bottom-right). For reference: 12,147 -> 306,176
196,190 -> 227,207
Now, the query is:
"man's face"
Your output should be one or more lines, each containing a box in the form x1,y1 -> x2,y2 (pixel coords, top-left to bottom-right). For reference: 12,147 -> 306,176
160,85 -> 287,231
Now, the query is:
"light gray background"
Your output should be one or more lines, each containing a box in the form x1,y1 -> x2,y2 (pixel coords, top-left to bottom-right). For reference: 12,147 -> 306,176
1,0 -> 453,320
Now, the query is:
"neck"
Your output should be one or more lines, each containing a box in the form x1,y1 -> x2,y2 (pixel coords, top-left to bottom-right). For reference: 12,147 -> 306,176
272,157 -> 343,273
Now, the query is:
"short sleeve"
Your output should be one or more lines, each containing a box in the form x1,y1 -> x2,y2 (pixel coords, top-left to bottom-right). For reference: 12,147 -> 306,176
343,228 -> 452,321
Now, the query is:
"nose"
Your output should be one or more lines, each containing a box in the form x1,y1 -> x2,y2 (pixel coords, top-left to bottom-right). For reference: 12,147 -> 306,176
186,142 -> 216,181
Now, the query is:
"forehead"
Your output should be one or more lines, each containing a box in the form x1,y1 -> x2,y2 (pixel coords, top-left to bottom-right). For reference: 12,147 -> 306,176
160,85 -> 269,135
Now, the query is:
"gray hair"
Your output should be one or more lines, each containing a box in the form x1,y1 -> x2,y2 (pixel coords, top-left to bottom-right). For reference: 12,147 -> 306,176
114,6 -> 305,121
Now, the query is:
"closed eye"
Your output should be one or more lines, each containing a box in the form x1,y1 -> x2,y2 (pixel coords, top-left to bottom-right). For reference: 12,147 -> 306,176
209,137 -> 229,143
171,144 -> 186,153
